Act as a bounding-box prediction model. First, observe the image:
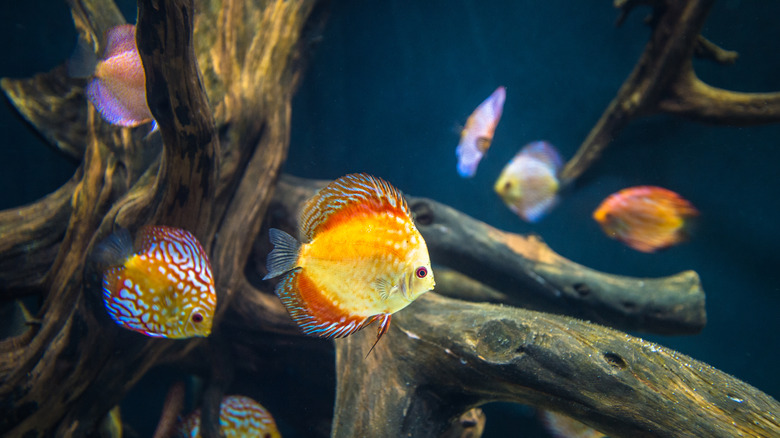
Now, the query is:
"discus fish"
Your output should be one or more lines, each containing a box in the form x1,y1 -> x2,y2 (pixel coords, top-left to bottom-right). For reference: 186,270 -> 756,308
540,410 -> 607,438
95,225 -> 216,338
264,173 -> 435,349
70,24 -> 156,129
174,395 -> 281,438
455,86 -> 506,178
593,186 -> 698,253
494,141 -> 562,223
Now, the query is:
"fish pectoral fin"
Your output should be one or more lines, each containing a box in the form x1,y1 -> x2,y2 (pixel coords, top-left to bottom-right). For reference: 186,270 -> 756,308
476,136 -> 492,153
373,277 -> 397,300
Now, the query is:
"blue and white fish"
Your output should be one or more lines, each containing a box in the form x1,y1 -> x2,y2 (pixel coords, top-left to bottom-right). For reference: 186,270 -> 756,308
70,24 -> 156,129
494,141 -> 563,223
94,225 -> 216,338
455,86 -> 506,178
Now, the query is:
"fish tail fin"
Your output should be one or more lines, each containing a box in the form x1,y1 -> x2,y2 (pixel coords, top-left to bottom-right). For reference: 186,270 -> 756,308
263,228 -> 301,280
66,36 -> 98,79
93,228 -> 135,268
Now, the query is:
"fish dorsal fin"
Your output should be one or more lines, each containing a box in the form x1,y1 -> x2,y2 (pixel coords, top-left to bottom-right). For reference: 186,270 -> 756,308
522,141 -> 563,171
93,228 -> 135,268
299,173 -> 410,241
103,24 -> 137,59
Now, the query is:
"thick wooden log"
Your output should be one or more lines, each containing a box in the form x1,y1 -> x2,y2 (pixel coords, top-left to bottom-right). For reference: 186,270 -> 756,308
332,293 -> 780,438
560,0 -> 780,185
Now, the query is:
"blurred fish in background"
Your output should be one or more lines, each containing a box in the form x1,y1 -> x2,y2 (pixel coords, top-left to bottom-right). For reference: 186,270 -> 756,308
455,86 -> 506,178
68,24 -> 156,130
174,395 -> 281,438
539,410 -> 607,438
593,186 -> 699,253
494,141 -> 563,223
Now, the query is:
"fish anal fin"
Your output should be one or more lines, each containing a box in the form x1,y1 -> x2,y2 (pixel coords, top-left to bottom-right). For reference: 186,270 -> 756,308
275,268 -> 372,339
299,173 -> 410,241
365,314 -> 392,357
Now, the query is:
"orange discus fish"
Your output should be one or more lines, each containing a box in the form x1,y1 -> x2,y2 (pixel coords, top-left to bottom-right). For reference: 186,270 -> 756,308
95,225 -> 216,338
264,173 -> 435,347
593,186 -> 699,253
174,395 -> 281,438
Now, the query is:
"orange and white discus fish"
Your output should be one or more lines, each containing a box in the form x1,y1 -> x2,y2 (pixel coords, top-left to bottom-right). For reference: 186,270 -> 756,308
456,86 -> 506,178
593,186 -> 698,253
95,225 -> 216,338
264,173 -> 435,346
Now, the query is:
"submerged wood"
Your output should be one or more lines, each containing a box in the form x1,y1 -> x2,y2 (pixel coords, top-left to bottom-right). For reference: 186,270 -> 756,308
0,0 -> 319,436
559,0 -> 780,185
0,0 -> 777,437
333,293 -> 780,437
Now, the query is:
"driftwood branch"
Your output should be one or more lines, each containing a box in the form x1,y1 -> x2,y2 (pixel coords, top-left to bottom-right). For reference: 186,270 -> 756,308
332,293 -> 780,438
1,1 -> 778,437
560,0 -> 780,185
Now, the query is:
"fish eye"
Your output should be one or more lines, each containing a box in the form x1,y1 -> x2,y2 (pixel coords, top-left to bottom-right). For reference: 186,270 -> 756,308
415,267 -> 428,279
191,312 -> 203,323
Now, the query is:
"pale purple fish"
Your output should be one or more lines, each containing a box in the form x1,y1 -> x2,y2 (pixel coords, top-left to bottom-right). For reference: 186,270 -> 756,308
494,141 -> 563,223
455,86 -> 506,178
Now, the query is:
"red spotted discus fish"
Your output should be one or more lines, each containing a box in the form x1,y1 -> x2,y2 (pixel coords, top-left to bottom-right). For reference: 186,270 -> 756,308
456,86 -> 506,178
593,186 -> 699,253
95,225 -> 216,338
264,173 -> 435,348
70,24 -> 156,129
494,141 -> 563,223
174,395 -> 281,438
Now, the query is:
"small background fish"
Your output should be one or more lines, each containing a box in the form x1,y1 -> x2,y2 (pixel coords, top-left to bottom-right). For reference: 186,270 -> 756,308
494,141 -> 562,223
70,24 -> 155,128
174,395 -> 281,438
95,225 -> 216,338
264,173 -> 435,346
539,410 -> 607,438
593,186 -> 699,253
455,86 -> 506,178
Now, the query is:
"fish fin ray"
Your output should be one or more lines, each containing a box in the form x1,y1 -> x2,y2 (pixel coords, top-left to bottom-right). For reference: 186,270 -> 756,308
93,228 -> 134,268
373,277 -> 396,301
264,228 -> 301,280
365,314 -> 392,357
299,173 -> 409,240
66,37 -> 98,78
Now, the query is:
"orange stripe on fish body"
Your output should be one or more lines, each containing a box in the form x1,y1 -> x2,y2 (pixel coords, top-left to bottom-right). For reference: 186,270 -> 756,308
264,173 -> 435,342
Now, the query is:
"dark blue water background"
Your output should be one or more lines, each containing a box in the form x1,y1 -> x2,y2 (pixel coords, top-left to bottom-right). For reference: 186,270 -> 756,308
2,1 -> 778,436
